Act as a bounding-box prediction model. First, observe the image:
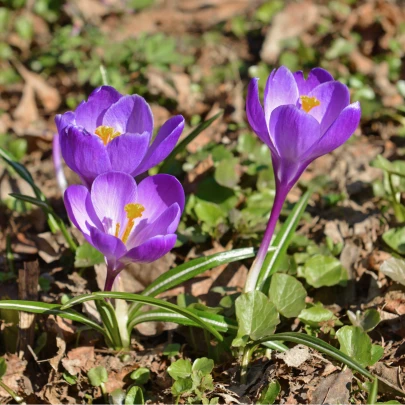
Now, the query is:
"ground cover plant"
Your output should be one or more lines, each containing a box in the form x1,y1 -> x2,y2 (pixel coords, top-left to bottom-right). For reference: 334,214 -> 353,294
1,0 -> 405,403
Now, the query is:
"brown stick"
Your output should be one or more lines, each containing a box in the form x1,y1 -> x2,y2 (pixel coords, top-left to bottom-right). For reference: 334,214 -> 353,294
18,260 -> 39,359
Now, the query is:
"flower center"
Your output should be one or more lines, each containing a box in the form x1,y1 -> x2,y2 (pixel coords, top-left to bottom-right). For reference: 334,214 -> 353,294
115,203 -> 145,244
300,96 -> 321,113
95,125 -> 121,145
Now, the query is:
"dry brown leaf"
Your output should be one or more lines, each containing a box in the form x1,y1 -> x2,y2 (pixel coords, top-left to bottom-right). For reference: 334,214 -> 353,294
260,2 -> 319,64
62,346 -> 95,375
276,345 -> 311,368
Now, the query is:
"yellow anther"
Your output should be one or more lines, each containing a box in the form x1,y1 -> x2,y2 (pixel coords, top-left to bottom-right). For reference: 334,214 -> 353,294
114,223 -> 120,238
300,95 -> 321,113
95,125 -> 121,145
121,203 -> 145,244
125,203 -> 145,220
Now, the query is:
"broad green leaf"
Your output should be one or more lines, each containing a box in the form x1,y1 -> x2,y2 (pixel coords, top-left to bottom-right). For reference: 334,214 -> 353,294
88,366 -> 108,387
269,274 -> 306,318
347,309 -> 380,332
214,158 -> 240,188
125,386 -> 144,405
0,357 -> 7,378
195,200 -> 225,226
61,292 -> 224,341
74,242 -> 104,268
167,359 -> 192,380
171,378 -> 193,396
160,112 -> 222,173
192,358 -> 214,376
371,155 -> 405,178
336,326 -> 379,368
380,257 -> 405,285
257,189 -> 312,290
303,255 -> 343,288
382,228 -> 405,255
233,291 -> 279,347
130,368 -> 150,385
0,300 -> 106,336
370,344 -> 384,366
255,332 -> 374,381
298,304 -> 335,328
257,380 -> 280,404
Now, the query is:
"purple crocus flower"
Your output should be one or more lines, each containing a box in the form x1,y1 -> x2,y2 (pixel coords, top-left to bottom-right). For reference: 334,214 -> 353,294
55,86 -> 184,188
64,171 -> 184,291
244,66 -> 361,292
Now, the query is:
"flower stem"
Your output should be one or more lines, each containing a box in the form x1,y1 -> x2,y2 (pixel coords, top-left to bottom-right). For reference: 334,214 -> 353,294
240,344 -> 257,385
103,270 -> 117,292
244,186 -> 289,293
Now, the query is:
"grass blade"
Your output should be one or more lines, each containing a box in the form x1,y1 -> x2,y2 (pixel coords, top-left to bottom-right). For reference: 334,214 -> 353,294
0,300 -> 106,336
159,111 -> 223,173
61,292 -> 224,341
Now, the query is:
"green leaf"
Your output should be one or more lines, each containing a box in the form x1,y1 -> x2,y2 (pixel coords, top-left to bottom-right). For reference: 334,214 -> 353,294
61,292 -> 224,342
171,378 -> 193,396
298,304 -> 335,328
125,386 -> 144,405
233,291 -> 279,347
192,358 -> 214,376
380,257 -> 405,286
214,158 -> 240,188
63,371 -> 77,385
195,200 -> 225,226
347,309 -> 380,332
0,357 -> 7,379
269,274 -> 306,318
167,359 -> 192,380
163,343 -> 181,357
0,300 -> 106,336
303,255 -> 343,288
160,112 -> 223,173
336,326 -> 378,368
9,193 -> 50,211
257,189 -> 312,290
254,332 -> 374,381
88,366 -> 108,387
370,344 -> 384,366
382,228 -> 405,255
74,242 -> 104,268
257,380 -> 281,405
130,368 -> 150,385
128,308 -> 237,333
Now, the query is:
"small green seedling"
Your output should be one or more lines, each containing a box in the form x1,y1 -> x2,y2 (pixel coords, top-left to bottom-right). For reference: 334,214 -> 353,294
257,380 -> 281,404
130,367 -> 150,386
347,309 -> 380,333
108,386 -> 144,405
88,366 -> 108,403
167,357 -> 218,404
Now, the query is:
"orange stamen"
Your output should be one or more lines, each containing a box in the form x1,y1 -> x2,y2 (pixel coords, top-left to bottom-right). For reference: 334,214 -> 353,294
95,125 -> 121,145
300,95 -> 321,113
121,203 -> 145,244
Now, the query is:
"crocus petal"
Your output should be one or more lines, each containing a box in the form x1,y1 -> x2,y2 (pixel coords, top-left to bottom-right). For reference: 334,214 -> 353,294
60,126 -> 112,188
106,132 -> 149,174
308,81 -> 350,134
89,227 -> 127,271
264,66 -> 299,124
75,86 -> 122,134
293,68 -> 334,95
91,171 -> 138,236
132,115 -> 185,176
126,203 -> 181,249
122,234 -> 177,264
64,185 -> 103,241
55,111 -> 75,134
136,174 -> 185,224
304,102 -> 361,161
102,95 -> 153,136
246,78 -> 272,147
270,105 -> 320,162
